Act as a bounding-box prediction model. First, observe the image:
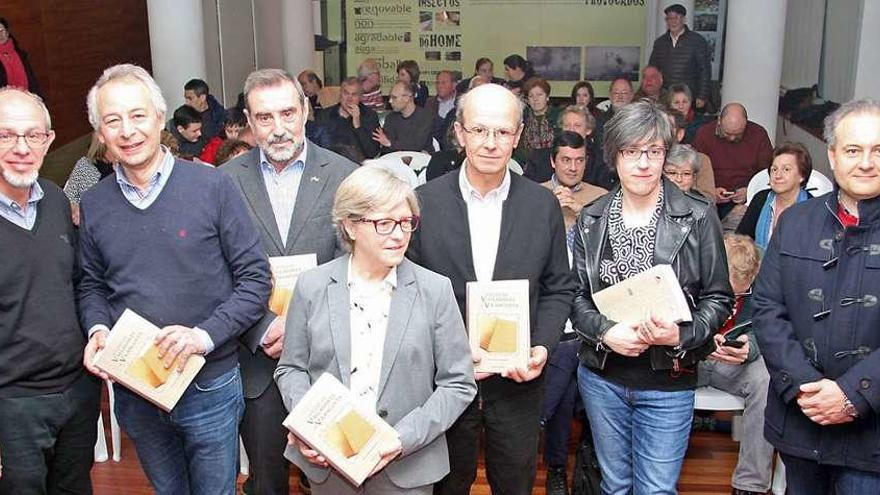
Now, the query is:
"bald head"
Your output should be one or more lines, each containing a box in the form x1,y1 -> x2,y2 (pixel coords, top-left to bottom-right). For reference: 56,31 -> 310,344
719,103 -> 748,142
456,83 -> 523,127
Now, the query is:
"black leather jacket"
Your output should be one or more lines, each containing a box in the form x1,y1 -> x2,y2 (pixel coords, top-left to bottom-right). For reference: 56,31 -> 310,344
571,178 -> 734,371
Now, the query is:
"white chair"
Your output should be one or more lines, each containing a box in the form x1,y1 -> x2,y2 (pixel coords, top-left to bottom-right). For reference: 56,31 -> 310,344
507,158 -> 524,175
431,137 -> 441,153
745,169 -> 834,205
595,99 -> 612,113
363,158 -> 420,189
694,386 -> 744,440
377,151 -> 432,173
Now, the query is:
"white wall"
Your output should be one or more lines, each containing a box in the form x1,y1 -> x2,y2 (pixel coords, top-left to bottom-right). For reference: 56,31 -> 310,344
853,0 -> 880,99
780,0 -> 825,89
820,0 -> 862,102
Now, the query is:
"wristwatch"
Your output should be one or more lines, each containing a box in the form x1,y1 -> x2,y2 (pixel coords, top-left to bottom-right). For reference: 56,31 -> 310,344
842,398 -> 860,418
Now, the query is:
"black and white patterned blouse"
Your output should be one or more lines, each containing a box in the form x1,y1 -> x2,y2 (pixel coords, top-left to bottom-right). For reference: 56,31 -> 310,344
599,186 -> 664,286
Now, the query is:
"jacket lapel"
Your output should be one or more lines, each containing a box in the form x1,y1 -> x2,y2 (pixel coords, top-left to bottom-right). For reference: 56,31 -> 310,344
492,174 -> 518,279
377,260 -> 416,397
327,257 -> 352,386
238,150 -> 284,252
655,180 -> 694,265
444,171 -> 477,280
285,143 -> 329,253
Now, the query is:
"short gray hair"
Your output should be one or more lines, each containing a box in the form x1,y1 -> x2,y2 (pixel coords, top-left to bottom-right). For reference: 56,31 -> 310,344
332,167 -> 420,252
602,99 -> 674,166
666,144 -> 702,173
87,64 -> 166,130
455,83 -> 525,125
824,98 -> 880,148
558,105 -> 596,132
0,87 -> 52,129
666,83 -> 692,104
242,68 -> 307,111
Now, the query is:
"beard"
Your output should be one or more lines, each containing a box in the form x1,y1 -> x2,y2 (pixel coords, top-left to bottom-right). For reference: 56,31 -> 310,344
263,131 -> 303,164
2,168 -> 39,189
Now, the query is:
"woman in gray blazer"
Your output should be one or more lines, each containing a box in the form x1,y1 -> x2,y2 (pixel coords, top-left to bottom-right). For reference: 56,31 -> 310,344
274,166 -> 477,494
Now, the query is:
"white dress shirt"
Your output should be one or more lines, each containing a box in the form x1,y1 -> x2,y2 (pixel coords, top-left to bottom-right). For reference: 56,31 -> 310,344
458,165 -> 510,282
260,143 -> 307,247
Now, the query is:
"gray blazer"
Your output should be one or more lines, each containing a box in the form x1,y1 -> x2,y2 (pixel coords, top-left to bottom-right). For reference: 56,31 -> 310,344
274,255 -> 477,489
221,142 -> 357,397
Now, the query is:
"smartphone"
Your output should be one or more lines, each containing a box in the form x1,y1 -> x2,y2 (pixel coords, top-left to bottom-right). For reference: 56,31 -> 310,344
722,339 -> 746,349
720,190 -> 736,198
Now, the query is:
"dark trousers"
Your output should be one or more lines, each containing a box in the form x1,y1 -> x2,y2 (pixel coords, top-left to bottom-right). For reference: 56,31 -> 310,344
541,339 -> 580,468
240,382 -> 290,495
434,386 -> 542,495
781,453 -> 880,494
0,373 -> 100,495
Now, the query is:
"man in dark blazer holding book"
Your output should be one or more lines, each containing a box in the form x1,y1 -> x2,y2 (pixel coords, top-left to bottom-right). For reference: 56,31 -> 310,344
406,83 -> 574,495
221,68 -> 357,495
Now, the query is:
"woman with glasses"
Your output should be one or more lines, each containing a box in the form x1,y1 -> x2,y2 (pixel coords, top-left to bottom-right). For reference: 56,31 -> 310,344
571,100 -> 733,494
736,142 -> 814,250
275,166 -> 476,495
663,143 -> 703,195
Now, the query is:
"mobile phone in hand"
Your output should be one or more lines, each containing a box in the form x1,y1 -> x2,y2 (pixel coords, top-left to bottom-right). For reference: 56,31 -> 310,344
722,338 -> 746,349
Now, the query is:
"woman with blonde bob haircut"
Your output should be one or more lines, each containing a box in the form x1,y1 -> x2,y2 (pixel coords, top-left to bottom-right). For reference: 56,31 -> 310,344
275,167 -> 476,495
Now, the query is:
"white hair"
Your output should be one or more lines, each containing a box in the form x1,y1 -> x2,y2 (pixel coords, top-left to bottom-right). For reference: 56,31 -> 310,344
86,64 -> 167,130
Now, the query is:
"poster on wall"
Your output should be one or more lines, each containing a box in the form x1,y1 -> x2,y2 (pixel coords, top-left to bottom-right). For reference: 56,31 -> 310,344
346,0 -> 649,97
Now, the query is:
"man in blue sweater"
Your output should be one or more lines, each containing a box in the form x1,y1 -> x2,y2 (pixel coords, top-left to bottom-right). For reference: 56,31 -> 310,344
78,64 -> 271,495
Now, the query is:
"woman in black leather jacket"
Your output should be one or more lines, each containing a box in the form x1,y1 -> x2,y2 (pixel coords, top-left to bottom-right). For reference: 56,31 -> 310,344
572,100 -> 733,494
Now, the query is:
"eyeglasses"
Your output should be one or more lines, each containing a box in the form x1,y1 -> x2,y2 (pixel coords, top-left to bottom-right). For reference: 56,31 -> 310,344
356,216 -> 420,235
619,146 -> 666,162
769,165 -> 795,175
460,125 -> 519,144
663,168 -> 694,179
0,131 -> 52,148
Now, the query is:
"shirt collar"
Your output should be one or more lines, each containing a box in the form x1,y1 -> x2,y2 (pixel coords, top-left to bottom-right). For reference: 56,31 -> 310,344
259,140 -> 308,173
0,179 -> 43,211
458,161 -> 511,201
551,174 -> 582,192
347,255 -> 398,290
114,146 -> 174,190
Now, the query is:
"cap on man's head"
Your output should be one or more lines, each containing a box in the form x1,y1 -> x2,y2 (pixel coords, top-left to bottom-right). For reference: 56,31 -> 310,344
664,3 -> 687,16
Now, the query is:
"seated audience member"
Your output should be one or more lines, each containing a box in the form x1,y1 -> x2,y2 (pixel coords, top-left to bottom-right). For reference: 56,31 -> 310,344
666,83 -> 712,144
558,105 -> 613,190
169,104 -> 207,159
698,234 -> 774,495
517,77 -> 559,182
571,81 -> 600,119
572,100 -> 733,494
426,70 -> 457,120
64,132 -> 115,225
358,58 -> 386,112
540,131 -> 607,495
456,57 -> 505,94
664,144 -> 707,197
184,78 -> 226,139
297,69 -> 325,112
396,60 -> 429,108
600,77 -> 634,122
275,166 -> 476,495
736,142 -> 814,250
316,76 -> 380,161
199,109 -> 247,164
634,65 -> 667,102
214,139 -> 252,166
0,87 -> 100,495
693,102 -> 773,220
373,81 -> 435,154
503,54 -> 535,90
669,112 -> 716,199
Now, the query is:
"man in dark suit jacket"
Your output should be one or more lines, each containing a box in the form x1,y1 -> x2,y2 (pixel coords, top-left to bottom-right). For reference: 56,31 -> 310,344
221,68 -> 357,495
406,84 -> 574,495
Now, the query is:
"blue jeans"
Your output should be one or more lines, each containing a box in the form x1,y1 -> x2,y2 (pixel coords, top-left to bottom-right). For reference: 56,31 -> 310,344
781,453 -> 880,494
115,366 -> 245,495
578,366 -> 694,495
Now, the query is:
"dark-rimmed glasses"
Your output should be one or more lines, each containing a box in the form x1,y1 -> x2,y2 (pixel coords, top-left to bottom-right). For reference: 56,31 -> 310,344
356,216 -> 420,235
0,131 -> 52,148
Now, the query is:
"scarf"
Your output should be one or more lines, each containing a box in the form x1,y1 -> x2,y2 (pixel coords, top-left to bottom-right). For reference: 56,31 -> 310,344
0,40 -> 28,89
755,188 -> 809,250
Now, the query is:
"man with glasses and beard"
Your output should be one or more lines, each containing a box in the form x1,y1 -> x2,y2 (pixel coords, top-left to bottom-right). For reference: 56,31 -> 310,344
221,68 -> 357,495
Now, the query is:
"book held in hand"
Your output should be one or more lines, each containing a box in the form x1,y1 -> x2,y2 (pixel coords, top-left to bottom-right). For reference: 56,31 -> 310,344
282,373 -> 399,487
591,264 -> 692,325
268,254 -> 318,316
93,309 -> 205,412
466,279 -> 530,373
